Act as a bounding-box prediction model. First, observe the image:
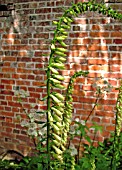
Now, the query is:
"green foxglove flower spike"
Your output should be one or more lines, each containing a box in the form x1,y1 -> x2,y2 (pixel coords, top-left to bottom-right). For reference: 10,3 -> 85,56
46,1 -> 122,168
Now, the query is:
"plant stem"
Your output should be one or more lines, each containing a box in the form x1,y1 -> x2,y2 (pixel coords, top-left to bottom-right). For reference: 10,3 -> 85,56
77,135 -> 82,164
85,92 -> 100,122
46,68 -> 51,170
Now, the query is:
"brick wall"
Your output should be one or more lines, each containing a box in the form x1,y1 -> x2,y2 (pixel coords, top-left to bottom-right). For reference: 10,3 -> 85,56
0,0 -> 122,155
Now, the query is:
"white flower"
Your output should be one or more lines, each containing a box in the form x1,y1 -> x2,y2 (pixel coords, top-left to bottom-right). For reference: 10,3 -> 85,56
21,120 -> 29,127
69,125 -> 75,135
42,140 -> 46,145
28,112 -> 35,119
29,123 -> 37,129
69,143 -> 78,156
75,118 -> 80,122
76,130 -> 81,135
80,120 -> 85,125
28,128 -> 38,137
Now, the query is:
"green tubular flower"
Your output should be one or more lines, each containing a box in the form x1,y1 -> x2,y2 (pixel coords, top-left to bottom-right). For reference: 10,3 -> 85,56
64,117 -> 71,124
55,50 -> 67,57
50,78 -> 61,84
51,62 -> 65,69
53,139 -> 61,146
53,83 -> 66,90
55,106 -> 64,112
51,107 -> 63,117
52,74 -> 65,81
50,94 -> 62,104
50,67 -> 59,75
53,21 -> 58,25
65,16 -> 73,23
56,47 -> 67,53
59,41 -> 67,47
54,56 -> 66,63
74,4 -> 81,14
51,124 -> 60,134
56,35 -> 67,41
62,17 -> 69,24
53,153 -> 63,162
69,9 -> 77,16
48,111 -> 54,123
52,145 -> 63,155
60,30 -> 68,36
53,114 -> 62,122
53,133 -> 62,141
56,122 -> 63,128
54,92 -> 64,101
61,144 -> 66,151
61,24 -> 70,29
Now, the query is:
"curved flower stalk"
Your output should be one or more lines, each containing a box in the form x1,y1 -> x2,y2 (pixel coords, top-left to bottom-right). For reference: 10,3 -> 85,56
63,71 -> 88,145
46,0 -> 122,166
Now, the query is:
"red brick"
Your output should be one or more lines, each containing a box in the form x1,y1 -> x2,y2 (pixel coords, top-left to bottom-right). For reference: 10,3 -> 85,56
90,32 -> 109,37
88,59 -> 107,65
69,32 -> 88,38
106,126 -> 115,131
92,25 -> 102,30
111,32 -> 122,37
113,39 -> 122,44
2,68 -> 15,73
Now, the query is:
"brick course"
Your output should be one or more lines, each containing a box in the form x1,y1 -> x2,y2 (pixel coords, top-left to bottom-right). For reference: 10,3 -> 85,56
0,0 -> 122,155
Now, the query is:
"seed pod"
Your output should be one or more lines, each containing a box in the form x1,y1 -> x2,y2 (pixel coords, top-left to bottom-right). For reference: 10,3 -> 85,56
52,74 -> 65,81
53,114 -> 62,122
54,56 -> 66,63
51,43 -> 55,50
50,94 -> 61,104
56,47 -> 67,52
53,133 -> 61,141
51,63 -> 65,69
54,92 -> 64,101
59,41 -> 67,47
55,51 -> 67,57
52,145 -> 62,154
53,21 -> 58,25
50,67 -> 59,75
50,78 -> 61,84
51,107 -> 63,116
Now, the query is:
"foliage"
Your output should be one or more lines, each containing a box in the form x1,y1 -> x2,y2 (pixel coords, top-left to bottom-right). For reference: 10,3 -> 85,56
0,1 -> 122,170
